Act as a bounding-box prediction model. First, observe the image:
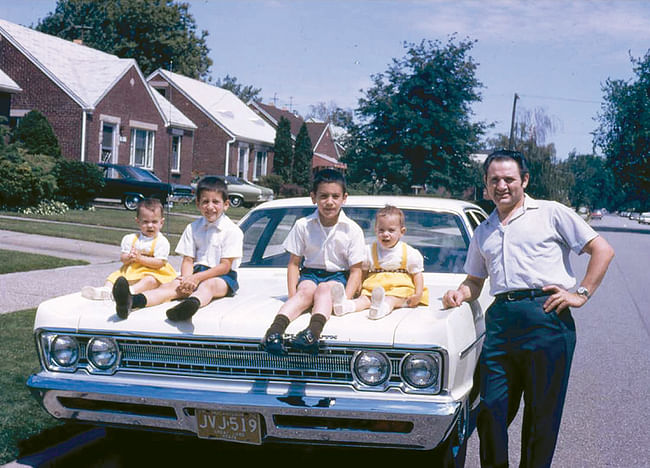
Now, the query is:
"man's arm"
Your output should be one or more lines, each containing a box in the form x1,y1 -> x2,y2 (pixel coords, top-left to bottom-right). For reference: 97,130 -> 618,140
442,275 -> 486,309
543,235 -> 614,312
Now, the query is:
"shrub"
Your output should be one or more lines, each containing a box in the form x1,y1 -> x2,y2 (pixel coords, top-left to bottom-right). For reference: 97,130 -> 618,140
54,160 -> 104,208
279,183 -> 307,198
0,158 -> 56,208
257,174 -> 284,195
20,200 -> 69,215
11,110 -> 61,157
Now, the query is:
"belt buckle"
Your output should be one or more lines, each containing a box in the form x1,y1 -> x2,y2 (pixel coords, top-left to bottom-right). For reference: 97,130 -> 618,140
506,292 -> 516,301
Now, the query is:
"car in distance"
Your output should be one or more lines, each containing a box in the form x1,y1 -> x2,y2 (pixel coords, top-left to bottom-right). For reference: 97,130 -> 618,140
577,206 -> 591,221
196,175 -> 274,208
27,196 -> 491,465
638,212 -> 650,224
628,211 -> 641,221
590,209 -> 603,220
96,163 -> 194,210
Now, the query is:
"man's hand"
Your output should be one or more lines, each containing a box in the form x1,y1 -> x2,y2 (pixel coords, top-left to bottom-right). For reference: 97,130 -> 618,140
442,290 -> 465,309
542,285 -> 588,313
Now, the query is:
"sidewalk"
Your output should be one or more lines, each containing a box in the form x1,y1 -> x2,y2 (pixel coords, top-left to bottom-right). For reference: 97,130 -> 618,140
0,230 -> 181,314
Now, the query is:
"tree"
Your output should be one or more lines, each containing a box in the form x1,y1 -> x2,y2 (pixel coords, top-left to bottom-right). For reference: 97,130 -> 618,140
306,101 -> 354,129
272,117 -> 293,182
344,37 -> 486,196
562,153 -> 619,210
595,51 -> 650,209
215,74 -> 262,103
37,0 -> 212,79
11,110 -> 61,157
293,123 -> 313,189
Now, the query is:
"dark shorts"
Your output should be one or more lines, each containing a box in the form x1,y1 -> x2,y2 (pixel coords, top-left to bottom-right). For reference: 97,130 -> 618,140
298,268 -> 348,287
193,264 -> 239,297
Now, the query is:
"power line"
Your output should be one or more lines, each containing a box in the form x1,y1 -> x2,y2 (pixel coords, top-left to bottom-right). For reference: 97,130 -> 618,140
518,93 -> 601,104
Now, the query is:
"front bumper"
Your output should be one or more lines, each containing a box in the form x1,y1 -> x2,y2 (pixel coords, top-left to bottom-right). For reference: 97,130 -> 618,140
28,371 -> 461,450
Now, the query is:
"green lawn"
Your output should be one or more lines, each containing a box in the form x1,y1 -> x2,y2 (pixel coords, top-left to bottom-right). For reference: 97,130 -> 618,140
0,249 -> 88,274
0,309 -> 73,464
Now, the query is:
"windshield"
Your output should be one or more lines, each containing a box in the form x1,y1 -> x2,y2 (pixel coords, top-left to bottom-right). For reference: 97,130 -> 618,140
239,206 -> 470,273
130,166 -> 162,182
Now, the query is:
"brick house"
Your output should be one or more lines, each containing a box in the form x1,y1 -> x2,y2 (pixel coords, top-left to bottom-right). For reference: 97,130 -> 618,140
0,19 -> 197,185
0,68 -> 21,123
250,102 -> 347,172
147,69 -> 276,182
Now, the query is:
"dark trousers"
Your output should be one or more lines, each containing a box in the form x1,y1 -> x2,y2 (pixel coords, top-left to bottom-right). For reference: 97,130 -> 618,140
478,296 -> 576,468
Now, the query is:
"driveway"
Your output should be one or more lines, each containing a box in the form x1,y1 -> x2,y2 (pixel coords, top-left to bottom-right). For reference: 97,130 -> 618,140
0,230 -> 182,314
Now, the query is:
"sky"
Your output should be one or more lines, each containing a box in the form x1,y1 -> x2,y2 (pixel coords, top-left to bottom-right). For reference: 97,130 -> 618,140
2,0 -> 650,159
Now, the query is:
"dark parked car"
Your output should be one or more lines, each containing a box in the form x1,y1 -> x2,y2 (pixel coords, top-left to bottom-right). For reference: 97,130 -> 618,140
96,163 -> 194,210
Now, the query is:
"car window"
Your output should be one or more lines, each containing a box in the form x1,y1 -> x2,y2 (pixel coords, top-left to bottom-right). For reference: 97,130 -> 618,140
240,206 -> 470,273
465,209 -> 487,231
131,167 -> 162,182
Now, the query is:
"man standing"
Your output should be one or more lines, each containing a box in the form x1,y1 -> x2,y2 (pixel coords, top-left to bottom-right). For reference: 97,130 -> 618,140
443,150 -> 614,467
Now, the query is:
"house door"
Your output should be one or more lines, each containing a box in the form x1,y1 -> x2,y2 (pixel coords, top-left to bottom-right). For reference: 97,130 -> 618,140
238,145 -> 249,180
101,123 -> 117,163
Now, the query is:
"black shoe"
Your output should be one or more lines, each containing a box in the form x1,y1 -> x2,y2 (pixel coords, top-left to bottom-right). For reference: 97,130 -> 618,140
166,298 -> 200,321
260,332 -> 287,356
288,328 -> 320,355
112,277 -> 132,319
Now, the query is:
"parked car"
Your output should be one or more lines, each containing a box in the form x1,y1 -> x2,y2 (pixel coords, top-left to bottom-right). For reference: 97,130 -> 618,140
27,196 -> 491,464
195,175 -> 274,208
629,211 -> 641,221
96,163 -> 194,210
577,206 -> 591,221
638,212 -> 650,224
590,209 -> 603,220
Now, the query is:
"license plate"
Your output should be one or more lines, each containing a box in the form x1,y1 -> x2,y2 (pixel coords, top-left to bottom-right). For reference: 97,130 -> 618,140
196,409 -> 262,444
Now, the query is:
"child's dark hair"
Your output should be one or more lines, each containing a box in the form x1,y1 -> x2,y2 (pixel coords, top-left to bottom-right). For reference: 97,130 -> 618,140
196,176 -> 228,201
311,168 -> 346,194
376,205 -> 405,227
136,198 -> 164,217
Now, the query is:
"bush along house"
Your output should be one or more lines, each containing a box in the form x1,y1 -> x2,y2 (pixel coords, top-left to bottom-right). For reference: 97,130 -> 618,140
0,19 -> 197,185
147,69 -> 276,182
250,102 -> 347,174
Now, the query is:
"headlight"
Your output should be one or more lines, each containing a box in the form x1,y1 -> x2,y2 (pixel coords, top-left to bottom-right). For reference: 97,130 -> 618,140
50,335 -> 79,368
353,351 -> 390,386
87,337 -> 119,370
401,353 -> 441,390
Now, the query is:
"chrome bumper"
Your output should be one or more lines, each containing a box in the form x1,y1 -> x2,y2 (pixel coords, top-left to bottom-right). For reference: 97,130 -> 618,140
28,371 -> 461,450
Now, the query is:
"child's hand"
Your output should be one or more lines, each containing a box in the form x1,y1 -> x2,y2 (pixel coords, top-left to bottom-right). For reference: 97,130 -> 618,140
177,274 -> 199,296
406,294 -> 422,308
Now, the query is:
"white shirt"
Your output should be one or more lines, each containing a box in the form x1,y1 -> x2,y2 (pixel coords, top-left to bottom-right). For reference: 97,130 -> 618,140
362,241 -> 425,274
283,209 -> 366,271
120,232 -> 170,260
464,195 -> 598,295
175,214 -> 244,270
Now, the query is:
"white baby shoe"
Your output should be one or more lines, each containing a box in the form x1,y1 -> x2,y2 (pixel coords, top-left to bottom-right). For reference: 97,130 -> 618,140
331,282 -> 355,316
368,286 -> 391,320
81,286 -> 112,301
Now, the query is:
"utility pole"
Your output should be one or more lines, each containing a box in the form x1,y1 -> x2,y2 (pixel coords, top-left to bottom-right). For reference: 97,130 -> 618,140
508,93 -> 519,150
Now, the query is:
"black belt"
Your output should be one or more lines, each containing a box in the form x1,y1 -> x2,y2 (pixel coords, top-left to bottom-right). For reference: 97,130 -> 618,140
494,288 -> 551,302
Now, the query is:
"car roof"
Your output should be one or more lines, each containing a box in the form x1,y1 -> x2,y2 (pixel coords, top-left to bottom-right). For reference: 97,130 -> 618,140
254,195 -> 483,213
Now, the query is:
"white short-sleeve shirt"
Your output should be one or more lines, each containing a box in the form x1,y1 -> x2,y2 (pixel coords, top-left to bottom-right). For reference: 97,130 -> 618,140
175,214 -> 244,270
120,232 -> 170,260
283,209 -> 366,271
362,241 -> 425,274
464,195 -> 598,295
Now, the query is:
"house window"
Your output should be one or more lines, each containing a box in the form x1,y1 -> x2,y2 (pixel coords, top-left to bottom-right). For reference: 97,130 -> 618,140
238,145 -> 249,179
130,128 -> 155,169
171,135 -> 181,172
253,151 -> 268,180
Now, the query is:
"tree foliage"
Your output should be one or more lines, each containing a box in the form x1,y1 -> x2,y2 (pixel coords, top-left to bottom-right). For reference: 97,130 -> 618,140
595,51 -> 650,209
272,117 -> 294,183
561,153 -> 619,210
11,110 -> 61,157
37,0 -> 212,79
293,123 -> 313,189
306,101 -> 354,129
344,37 -> 486,196
215,74 -> 262,103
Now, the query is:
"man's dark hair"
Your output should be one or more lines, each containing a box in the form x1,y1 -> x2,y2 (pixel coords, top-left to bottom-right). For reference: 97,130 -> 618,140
136,197 -> 164,217
196,176 -> 228,202
311,169 -> 347,194
483,149 -> 529,178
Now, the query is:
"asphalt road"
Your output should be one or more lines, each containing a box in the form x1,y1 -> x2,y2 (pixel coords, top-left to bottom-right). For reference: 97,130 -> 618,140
4,214 -> 649,467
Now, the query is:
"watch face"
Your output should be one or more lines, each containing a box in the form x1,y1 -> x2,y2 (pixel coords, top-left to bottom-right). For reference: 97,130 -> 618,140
577,286 -> 589,297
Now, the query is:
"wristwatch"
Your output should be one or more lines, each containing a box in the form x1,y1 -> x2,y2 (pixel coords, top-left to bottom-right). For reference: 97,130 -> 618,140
576,286 -> 590,299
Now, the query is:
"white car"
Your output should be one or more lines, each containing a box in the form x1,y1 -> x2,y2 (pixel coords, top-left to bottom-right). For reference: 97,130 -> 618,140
638,212 -> 650,224
27,196 -> 491,465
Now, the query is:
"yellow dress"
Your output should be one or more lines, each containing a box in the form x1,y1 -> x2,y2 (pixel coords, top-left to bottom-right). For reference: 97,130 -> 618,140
361,242 -> 429,306
106,234 -> 177,284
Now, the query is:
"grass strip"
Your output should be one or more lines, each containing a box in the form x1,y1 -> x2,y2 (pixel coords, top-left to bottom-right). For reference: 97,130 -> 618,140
0,249 -> 88,274
0,309 -> 64,464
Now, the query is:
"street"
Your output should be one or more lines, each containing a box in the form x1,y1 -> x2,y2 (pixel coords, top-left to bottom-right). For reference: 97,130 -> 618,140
8,214 -> 650,467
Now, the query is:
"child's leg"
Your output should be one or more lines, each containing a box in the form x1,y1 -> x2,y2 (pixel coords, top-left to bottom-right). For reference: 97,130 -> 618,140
166,277 -> 229,321
331,282 -> 369,316
129,276 -> 160,295
368,289 -> 409,320
141,280 -> 181,307
352,295 -> 371,311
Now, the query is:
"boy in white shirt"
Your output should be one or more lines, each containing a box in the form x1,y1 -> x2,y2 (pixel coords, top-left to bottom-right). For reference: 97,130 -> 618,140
332,205 -> 428,319
112,176 -> 243,321
261,169 -> 365,355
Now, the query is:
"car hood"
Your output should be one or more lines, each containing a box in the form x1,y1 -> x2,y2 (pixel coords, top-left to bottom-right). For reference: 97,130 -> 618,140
35,269 -> 472,348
